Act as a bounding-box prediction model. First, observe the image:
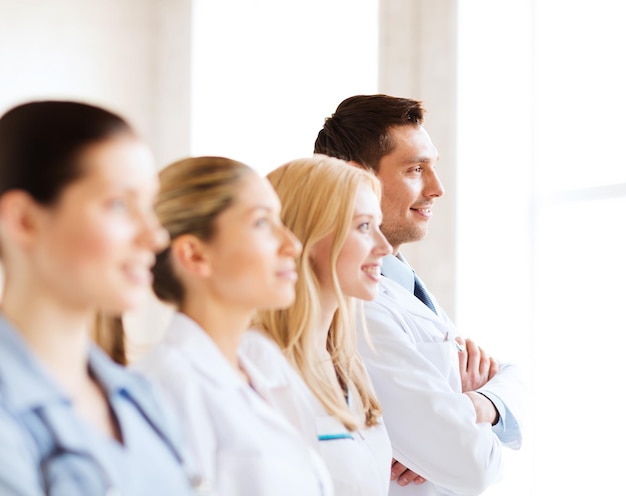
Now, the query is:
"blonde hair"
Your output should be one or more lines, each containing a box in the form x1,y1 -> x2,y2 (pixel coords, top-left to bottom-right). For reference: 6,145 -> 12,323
152,156 -> 254,307
254,154 -> 383,430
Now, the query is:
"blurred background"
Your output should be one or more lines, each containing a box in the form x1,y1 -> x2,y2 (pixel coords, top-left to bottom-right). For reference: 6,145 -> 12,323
1,1 -> 625,494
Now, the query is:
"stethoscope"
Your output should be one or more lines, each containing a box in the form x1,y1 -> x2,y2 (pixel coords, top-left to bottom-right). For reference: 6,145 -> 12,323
39,445 -> 119,496
39,441 -> 214,495
34,403 -> 214,496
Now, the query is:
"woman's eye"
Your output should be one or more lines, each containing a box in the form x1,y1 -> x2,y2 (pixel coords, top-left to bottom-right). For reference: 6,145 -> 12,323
107,198 -> 128,211
358,222 -> 370,232
254,217 -> 269,228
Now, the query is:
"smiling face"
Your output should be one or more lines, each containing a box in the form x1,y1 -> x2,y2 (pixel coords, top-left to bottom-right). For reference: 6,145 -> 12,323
30,136 -> 168,314
203,172 -> 302,311
311,182 -> 392,301
376,125 -> 444,252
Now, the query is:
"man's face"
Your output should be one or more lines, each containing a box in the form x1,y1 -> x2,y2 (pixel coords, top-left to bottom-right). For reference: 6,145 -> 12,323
376,125 -> 444,252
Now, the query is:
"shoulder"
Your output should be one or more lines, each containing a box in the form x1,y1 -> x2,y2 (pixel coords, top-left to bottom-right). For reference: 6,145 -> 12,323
240,329 -> 305,380
0,404 -> 32,450
240,329 -> 285,360
240,330 -> 308,393
133,340 -> 187,378
131,321 -> 200,390
365,277 -> 407,315
131,345 -> 200,421
240,329 -> 293,376
0,405 -> 41,494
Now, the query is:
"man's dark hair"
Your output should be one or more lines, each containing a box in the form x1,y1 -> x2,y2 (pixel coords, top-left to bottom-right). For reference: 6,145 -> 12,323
314,94 -> 425,172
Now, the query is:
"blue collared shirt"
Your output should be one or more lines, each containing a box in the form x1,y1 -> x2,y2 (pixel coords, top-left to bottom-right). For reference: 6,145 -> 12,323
0,313 -> 194,496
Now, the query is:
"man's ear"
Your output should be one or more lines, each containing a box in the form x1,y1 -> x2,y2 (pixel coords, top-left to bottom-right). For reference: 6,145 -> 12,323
0,190 -> 42,249
170,234 -> 213,278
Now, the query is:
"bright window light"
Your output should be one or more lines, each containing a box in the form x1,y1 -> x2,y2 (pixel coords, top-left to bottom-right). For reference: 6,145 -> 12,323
459,1 -> 626,495
190,0 -> 379,175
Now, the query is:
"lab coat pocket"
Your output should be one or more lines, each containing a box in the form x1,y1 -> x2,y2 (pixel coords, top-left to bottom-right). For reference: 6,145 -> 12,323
315,415 -> 360,495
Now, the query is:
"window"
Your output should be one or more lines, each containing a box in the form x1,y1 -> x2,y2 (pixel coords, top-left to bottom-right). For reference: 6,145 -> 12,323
190,0 -> 379,174
458,1 -> 626,494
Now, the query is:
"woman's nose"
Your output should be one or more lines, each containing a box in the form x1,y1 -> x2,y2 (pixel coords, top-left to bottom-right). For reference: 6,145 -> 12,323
139,210 -> 170,252
374,228 -> 392,256
281,225 -> 302,258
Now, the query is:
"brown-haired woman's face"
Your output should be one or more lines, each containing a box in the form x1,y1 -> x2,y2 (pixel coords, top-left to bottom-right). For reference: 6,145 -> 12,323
203,172 -> 302,311
28,136 -> 168,313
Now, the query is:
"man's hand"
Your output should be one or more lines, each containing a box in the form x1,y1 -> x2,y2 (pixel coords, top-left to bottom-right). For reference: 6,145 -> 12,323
464,391 -> 500,425
456,337 -> 498,392
390,459 -> 427,486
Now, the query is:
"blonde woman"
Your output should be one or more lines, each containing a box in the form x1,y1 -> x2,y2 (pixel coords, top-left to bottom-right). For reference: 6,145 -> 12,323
134,156 -> 334,495
245,154 -> 393,495
0,101 -> 194,495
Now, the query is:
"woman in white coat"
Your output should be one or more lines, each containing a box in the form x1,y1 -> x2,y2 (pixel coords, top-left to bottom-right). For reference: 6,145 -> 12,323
134,156 -> 333,495
246,155 -> 394,495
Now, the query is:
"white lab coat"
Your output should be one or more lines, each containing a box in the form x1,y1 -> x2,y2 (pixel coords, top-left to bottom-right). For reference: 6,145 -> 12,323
133,313 -> 334,496
358,276 -> 524,496
241,330 -> 392,496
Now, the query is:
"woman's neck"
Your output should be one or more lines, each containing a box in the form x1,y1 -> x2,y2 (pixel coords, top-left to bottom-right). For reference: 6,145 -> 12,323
313,287 -> 339,352
1,285 -> 93,397
181,293 -> 254,371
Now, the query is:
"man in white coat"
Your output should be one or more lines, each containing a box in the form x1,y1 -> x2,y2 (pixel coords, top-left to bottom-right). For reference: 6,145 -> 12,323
313,94 -> 524,496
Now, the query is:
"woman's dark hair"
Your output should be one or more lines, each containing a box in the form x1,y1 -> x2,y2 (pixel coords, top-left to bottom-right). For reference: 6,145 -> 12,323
0,100 -> 136,364
0,100 -> 134,204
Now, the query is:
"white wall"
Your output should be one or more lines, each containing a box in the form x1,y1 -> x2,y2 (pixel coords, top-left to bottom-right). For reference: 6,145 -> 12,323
379,0 -> 458,317
0,0 -> 155,146
0,0 -> 192,167
0,0 -> 193,354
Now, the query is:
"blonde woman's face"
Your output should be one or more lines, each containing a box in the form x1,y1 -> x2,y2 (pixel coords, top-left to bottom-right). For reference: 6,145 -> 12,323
29,137 -> 168,314
312,183 -> 392,301
205,172 -> 302,311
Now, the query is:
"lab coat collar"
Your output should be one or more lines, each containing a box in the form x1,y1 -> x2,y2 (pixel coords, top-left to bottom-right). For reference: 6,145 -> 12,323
0,313 -> 143,413
376,276 -> 438,321
162,312 -> 246,389
238,330 -> 294,391
0,313 -> 66,412
381,253 -> 415,294
380,253 -> 444,318
0,313 -> 185,464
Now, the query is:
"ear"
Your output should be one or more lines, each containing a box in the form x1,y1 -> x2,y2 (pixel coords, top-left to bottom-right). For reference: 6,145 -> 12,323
0,190 -> 42,250
170,234 -> 213,278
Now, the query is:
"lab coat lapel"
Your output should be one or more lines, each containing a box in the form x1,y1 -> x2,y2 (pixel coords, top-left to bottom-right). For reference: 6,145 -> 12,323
164,313 -> 243,389
166,319 -> 295,434
379,276 -> 438,321
237,353 -> 302,434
